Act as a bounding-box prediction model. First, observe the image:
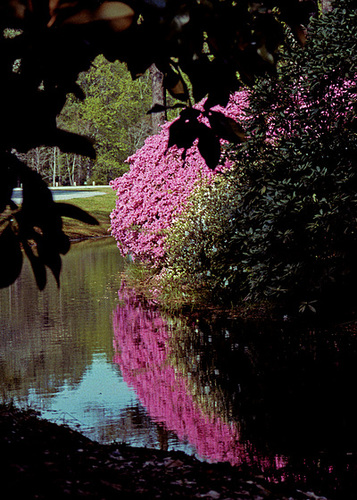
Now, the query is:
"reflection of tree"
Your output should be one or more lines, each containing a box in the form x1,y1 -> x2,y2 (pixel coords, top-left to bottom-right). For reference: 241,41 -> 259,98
0,239 -> 123,401
112,285 -> 287,470
169,315 -> 357,458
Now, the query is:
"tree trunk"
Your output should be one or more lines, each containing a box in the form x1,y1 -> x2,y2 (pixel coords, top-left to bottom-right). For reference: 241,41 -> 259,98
149,63 -> 165,135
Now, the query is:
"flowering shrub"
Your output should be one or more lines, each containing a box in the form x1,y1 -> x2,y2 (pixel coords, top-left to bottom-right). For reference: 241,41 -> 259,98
110,91 -> 250,263
161,173 -> 245,308
112,5 -> 357,317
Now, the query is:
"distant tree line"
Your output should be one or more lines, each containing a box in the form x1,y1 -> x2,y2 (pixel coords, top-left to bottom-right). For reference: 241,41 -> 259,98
14,55 -> 154,186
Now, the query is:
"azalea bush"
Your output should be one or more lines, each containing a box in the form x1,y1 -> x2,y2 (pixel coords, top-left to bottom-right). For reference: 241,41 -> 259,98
110,91 -> 250,264
110,128 -> 215,263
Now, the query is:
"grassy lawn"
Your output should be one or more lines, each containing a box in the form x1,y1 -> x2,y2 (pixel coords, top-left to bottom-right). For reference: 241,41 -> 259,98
61,187 -> 117,241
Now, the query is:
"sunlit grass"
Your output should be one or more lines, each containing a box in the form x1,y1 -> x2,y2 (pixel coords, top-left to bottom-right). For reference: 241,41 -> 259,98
61,187 -> 117,241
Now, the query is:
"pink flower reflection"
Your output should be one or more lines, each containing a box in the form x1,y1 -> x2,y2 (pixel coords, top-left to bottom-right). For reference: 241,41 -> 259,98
113,286 -> 287,470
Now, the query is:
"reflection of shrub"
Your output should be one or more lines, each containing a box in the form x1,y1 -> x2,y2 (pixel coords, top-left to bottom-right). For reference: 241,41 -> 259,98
113,284 -> 305,470
169,311 -> 357,459
164,5 -> 357,316
112,285 -> 247,466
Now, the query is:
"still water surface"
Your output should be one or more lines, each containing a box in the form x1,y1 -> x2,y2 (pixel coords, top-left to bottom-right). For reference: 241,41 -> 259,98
0,238 -> 193,451
2,237 -> 357,497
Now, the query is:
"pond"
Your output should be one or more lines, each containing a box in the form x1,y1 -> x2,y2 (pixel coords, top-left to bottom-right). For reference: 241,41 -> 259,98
0,238 -> 195,452
1,237 -> 357,498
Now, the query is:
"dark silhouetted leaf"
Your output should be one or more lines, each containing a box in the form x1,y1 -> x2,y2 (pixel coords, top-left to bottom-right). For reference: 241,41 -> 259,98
57,232 -> 71,255
34,235 -> 63,286
49,1 -> 135,32
0,163 -> 18,212
57,202 -> 99,225
197,126 -> 221,170
0,225 -> 22,288
167,110 -> 201,150
53,130 -> 96,158
69,82 -> 86,100
208,111 -> 247,143
19,167 -> 56,232
147,103 -> 168,114
161,63 -> 190,101
167,78 -> 189,100
147,103 -> 184,114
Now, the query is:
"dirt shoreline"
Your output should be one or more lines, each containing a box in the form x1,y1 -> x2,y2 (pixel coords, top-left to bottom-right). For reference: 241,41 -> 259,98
0,405 -> 329,500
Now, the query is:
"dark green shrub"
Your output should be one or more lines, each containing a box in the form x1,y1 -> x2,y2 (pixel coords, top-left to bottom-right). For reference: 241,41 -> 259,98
165,1 -> 357,318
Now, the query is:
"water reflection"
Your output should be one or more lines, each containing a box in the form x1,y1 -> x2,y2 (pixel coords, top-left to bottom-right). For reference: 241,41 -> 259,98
0,239 -> 184,448
0,239 -> 123,400
170,317 -> 357,457
112,285 -> 287,471
113,284 -> 357,497
2,237 -> 357,496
